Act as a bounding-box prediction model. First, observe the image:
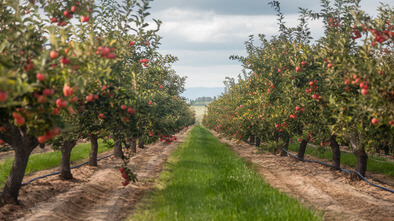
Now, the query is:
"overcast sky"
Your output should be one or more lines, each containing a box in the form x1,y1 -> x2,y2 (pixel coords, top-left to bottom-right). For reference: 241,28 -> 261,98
148,0 -> 393,88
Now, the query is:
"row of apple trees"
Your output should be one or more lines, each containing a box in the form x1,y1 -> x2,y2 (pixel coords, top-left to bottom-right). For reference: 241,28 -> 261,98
0,0 -> 195,205
203,0 -> 393,179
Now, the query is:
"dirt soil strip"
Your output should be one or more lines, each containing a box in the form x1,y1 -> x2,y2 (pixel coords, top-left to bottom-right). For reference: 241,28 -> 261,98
211,131 -> 394,221
0,128 -> 190,221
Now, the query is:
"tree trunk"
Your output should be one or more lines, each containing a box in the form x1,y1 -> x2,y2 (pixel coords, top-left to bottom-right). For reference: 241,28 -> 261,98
348,134 -> 368,180
0,125 -> 38,205
114,139 -> 123,158
255,136 -> 261,147
60,139 -> 77,180
249,135 -> 255,145
329,134 -> 341,170
280,135 -> 290,157
352,148 -> 368,180
138,138 -> 144,149
297,139 -> 308,160
131,141 -> 137,153
88,134 -> 98,166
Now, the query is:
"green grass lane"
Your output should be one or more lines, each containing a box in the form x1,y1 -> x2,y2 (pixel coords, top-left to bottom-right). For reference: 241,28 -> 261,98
131,126 -> 322,221
287,143 -> 394,177
0,140 -> 111,188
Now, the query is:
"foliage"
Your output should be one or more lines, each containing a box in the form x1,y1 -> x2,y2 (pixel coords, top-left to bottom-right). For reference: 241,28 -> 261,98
203,0 -> 393,175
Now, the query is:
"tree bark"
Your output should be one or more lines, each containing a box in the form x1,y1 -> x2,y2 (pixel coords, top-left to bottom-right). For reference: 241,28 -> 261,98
114,139 -> 123,158
297,139 -> 308,160
352,148 -> 368,180
329,134 -> 341,170
131,141 -> 137,153
280,135 -> 290,157
249,135 -> 255,145
0,125 -> 38,205
348,134 -> 368,180
60,139 -> 77,180
255,136 -> 261,147
138,138 -> 144,149
88,134 -> 98,166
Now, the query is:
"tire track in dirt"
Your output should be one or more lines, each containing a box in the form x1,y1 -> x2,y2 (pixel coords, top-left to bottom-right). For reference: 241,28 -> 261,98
212,131 -> 394,221
0,128 -> 191,221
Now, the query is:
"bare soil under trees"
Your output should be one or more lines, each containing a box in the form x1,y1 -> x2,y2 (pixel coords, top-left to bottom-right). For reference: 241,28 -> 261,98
211,131 -> 394,221
0,128 -> 190,221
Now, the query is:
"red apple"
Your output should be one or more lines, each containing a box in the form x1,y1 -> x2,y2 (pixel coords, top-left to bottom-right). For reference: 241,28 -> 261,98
102,47 -> 110,56
36,73 -> 45,81
60,57 -> 70,64
327,63 -> 333,68
0,91 -> 8,102
56,99 -> 67,108
121,172 -> 129,179
93,95 -> 99,100
148,101 -> 152,105
43,88 -> 54,96
121,105 -> 127,110
15,117 -> 25,125
52,108 -> 61,115
50,17 -> 57,23
63,85 -> 74,97
37,136 -> 47,143
25,63 -> 35,71
122,180 -> 130,186
71,6 -> 77,13
296,67 -> 301,72
13,112 -> 22,119
106,53 -> 116,59
70,96 -> 78,103
67,106 -> 75,115
81,15 -> 90,22
86,94 -> 93,102
371,118 -> 378,125
127,107 -> 135,114
361,88 -> 368,95
378,70 -> 383,75
37,95 -> 46,103
63,11 -> 69,17
128,41 -> 135,47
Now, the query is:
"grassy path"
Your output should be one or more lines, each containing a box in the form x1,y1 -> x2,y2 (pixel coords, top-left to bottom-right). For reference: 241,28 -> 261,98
131,126 -> 322,220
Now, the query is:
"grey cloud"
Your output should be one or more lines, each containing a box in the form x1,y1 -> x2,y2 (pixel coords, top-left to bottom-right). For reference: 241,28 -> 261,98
150,0 -> 321,15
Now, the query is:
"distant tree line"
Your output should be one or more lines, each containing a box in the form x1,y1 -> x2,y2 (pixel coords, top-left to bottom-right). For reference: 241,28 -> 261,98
190,97 -> 214,106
